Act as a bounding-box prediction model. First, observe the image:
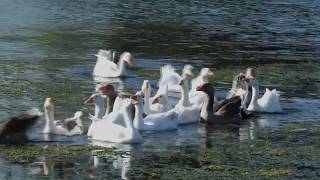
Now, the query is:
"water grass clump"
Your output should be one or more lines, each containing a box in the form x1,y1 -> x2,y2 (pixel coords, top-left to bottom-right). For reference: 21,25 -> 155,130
0,144 -> 120,163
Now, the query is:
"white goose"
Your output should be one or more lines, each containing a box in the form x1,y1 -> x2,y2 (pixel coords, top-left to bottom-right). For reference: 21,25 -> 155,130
141,80 -> 171,115
132,91 -> 178,131
246,77 -> 282,113
158,64 -> 194,91
93,49 -> 133,78
89,97 -> 143,144
227,73 -> 247,99
83,93 -> 107,136
84,93 -> 106,119
43,98 -> 83,136
190,68 -> 214,92
189,68 -> 216,105
174,78 -> 201,125
84,93 -> 128,136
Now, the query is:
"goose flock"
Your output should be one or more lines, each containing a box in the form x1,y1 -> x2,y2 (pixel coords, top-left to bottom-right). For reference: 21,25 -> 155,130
0,49 -> 283,144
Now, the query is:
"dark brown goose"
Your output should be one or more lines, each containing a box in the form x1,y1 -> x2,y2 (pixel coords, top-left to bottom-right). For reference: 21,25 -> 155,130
197,83 -> 253,124
0,109 -> 41,144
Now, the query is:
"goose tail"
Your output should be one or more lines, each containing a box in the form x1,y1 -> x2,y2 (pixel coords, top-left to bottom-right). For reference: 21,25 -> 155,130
159,65 -> 176,85
161,64 -> 176,76
95,49 -> 113,60
27,108 -> 43,117
74,111 -> 83,119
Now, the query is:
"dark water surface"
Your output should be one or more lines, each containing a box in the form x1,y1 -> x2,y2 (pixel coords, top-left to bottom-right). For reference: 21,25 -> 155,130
0,0 -> 320,179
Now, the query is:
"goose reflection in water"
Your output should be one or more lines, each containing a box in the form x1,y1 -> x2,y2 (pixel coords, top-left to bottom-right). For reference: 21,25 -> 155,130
88,140 -> 140,180
238,120 -> 256,143
28,159 -> 50,176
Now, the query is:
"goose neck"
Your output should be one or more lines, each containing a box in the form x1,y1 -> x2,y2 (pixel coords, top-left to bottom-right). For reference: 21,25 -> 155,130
123,107 -> 134,129
180,85 -> 191,107
95,102 -> 105,119
249,84 -> 259,107
118,59 -> 126,75
107,93 -> 117,114
143,90 -> 151,113
44,108 -> 55,131
133,103 -> 144,129
200,94 -> 211,120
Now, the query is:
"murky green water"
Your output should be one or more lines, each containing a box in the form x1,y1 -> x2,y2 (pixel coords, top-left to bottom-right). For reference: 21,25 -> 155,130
0,0 -> 319,179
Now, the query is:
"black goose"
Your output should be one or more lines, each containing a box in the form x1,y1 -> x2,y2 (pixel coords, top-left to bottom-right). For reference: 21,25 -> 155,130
196,83 -> 252,124
0,109 -> 41,144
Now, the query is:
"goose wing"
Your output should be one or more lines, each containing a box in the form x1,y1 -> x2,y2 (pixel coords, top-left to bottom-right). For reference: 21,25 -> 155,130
215,96 -> 241,117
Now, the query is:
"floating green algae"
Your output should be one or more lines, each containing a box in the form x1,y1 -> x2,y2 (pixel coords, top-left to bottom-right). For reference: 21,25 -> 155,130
125,124 -> 320,179
0,144 -> 120,163
257,169 -> 294,178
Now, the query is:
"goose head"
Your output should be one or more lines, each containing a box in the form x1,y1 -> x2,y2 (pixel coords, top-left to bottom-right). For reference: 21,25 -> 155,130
44,98 -> 55,125
245,67 -> 256,79
141,80 -> 151,96
151,94 -> 168,105
178,78 -> 190,92
233,73 -> 247,89
182,65 -> 194,77
98,84 -> 116,95
245,67 -> 258,87
200,68 -> 214,77
121,97 -> 133,111
131,91 -> 143,105
246,77 -> 258,88
44,98 -> 54,111
83,93 -> 106,106
120,52 -> 133,65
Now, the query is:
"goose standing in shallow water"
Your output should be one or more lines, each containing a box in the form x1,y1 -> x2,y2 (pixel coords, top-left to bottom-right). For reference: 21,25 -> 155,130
93,49 -> 133,78
158,64 -> 194,92
43,98 -> 83,136
0,108 -> 41,144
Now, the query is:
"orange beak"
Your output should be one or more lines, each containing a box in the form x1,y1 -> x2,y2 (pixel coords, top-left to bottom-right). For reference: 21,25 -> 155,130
196,84 -> 204,91
178,80 -> 184,86
99,86 -> 109,94
152,97 -> 160,104
208,69 -> 214,76
142,81 -> 150,91
127,58 -> 133,65
83,97 -> 94,104
131,96 -> 138,105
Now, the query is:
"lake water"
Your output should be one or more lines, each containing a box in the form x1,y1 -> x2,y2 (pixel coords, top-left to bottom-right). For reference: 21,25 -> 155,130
0,0 -> 319,179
